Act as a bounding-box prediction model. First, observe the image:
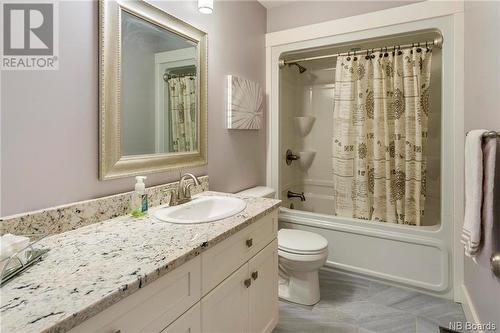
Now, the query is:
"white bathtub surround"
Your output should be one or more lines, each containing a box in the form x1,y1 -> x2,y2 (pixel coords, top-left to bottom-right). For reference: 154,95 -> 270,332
0,176 -> 209,238
462,131 -> 497,262
332,48 -> 433,226
294,116 -> 316,137
298,151 -> 316,170
0,192 -> 281,333
279,208 -> 451,297
267,1 -> 464,302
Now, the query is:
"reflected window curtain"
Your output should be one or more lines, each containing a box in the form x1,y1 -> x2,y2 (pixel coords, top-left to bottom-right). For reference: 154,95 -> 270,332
167,76 -> 197,152
332,47 -> 432,226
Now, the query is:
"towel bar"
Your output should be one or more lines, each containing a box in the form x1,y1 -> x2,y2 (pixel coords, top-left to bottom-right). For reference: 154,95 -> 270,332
492,252 -> 500,278
482,130 -> 499,138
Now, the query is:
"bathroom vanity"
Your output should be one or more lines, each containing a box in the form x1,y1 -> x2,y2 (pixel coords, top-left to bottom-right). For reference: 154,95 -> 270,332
0,193 -> 280,333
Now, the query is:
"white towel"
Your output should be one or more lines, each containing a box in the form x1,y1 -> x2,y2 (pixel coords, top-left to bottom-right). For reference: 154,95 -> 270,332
461,129 -> 490,257
0,234 -> 30,261
476,136 -> 497,266
0,234 -> 30,272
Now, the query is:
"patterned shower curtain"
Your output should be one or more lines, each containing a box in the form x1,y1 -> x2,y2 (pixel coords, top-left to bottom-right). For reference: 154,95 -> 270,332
167,76 -> 197,152
332,47 -> 432,226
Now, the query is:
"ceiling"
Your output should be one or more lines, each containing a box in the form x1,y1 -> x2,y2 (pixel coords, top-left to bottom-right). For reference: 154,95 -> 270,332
257,0 -> 297,9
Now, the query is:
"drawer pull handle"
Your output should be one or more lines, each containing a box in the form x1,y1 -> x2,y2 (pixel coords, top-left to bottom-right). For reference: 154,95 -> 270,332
113,330 -> 121,333
251,271 -> 258,280
244,278 -> 252,288
246,238 -> 253,247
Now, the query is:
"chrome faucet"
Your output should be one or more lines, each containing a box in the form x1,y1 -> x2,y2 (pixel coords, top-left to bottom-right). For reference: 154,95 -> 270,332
169,173 -> 201,206
287,190 -> 306,201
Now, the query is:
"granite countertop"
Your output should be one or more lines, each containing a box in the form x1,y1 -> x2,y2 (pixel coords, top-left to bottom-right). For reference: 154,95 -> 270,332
0,192 -> 281,333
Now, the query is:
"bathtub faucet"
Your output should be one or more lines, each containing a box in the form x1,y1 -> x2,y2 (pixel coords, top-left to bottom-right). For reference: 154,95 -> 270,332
287,191 -> 306,202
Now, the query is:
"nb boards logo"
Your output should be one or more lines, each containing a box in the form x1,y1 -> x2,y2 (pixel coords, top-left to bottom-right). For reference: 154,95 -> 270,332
1,2 -> 58,70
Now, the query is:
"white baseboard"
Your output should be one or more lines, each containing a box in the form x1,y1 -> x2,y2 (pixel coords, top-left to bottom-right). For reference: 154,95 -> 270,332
461,284 -> 484,333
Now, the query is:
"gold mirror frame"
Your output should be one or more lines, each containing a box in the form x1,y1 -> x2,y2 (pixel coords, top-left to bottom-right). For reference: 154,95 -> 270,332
99,0 -> 208,180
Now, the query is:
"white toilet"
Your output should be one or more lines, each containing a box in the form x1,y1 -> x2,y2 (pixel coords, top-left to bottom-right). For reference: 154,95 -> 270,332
277,229 -> 328,305
236,186 -> 329,306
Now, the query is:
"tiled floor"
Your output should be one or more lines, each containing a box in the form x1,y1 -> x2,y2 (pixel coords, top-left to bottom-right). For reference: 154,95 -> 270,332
273,270 -> 467,333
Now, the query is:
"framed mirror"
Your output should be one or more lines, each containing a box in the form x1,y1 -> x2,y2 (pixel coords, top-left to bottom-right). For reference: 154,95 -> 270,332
99,0 -> 207,180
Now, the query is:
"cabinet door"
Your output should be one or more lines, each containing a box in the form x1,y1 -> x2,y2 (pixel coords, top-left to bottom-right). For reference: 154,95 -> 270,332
161,303 -> 200,333
201,264 -> 249,333
202,211 -> 277,295
249,240 -> 278,333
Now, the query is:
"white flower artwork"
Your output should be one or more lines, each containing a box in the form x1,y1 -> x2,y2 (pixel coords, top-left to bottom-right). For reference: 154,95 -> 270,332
226,75 -> 263,130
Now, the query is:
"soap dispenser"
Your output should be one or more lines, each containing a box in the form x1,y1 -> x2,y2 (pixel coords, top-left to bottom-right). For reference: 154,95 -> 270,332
131,176 -> 148,217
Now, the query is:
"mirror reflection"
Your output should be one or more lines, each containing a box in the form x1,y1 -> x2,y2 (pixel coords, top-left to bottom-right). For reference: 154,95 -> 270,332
121,10 -> 198,156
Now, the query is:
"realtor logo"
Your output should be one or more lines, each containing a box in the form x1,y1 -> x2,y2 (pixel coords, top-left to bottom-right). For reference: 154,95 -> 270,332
1,2 -> 58,70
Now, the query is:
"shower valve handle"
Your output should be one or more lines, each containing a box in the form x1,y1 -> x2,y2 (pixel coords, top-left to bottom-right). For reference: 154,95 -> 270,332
286,149 -> 300,165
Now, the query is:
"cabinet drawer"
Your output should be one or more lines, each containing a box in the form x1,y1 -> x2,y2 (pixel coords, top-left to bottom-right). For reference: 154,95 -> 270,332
202,209 -> 278,295
161,303 -> 201,333
70,256 -> 201,333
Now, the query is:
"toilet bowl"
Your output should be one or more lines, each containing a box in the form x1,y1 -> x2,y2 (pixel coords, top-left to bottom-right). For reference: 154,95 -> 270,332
235,186 -> 328,306
278,229 -> 328,305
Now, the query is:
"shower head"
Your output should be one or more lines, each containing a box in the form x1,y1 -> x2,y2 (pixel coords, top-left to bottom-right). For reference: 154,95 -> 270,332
288,62 -> 307,73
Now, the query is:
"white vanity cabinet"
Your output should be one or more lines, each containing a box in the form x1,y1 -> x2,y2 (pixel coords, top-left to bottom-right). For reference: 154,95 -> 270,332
69,209 -> 278,333
161,303 -> 201,333
202,240 -> 278,333
248,240 -> 279,333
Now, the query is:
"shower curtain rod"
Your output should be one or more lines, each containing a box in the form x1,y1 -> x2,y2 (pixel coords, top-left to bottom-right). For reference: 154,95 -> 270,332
163,72 -> 196,81
279,36 -> 443,67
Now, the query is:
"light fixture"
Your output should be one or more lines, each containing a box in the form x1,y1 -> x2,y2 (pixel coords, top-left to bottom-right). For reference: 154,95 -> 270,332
198,0 -> 213,14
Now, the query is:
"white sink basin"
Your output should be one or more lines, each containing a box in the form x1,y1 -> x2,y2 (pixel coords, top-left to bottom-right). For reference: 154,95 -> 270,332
153,195 -> 247,224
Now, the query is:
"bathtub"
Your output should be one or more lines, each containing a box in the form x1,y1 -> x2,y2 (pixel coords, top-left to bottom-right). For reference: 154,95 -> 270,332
279,187 -> 452,297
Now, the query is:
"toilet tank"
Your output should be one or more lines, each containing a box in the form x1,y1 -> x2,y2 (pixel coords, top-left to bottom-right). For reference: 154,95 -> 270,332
236,186 -> 276,198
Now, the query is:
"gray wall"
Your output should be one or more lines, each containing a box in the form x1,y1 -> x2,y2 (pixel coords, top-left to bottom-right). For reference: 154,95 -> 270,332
0,0 -> 266,216
463,0 -> 500,326
121,15 -> 157,156
266,0 -> 421,32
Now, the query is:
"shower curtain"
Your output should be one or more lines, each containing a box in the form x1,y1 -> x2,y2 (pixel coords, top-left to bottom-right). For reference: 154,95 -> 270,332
332,47 -> 432,225
167,76 -> 197,152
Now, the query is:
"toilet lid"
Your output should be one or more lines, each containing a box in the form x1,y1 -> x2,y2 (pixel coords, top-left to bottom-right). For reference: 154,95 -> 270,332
278,229 -> 328,254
